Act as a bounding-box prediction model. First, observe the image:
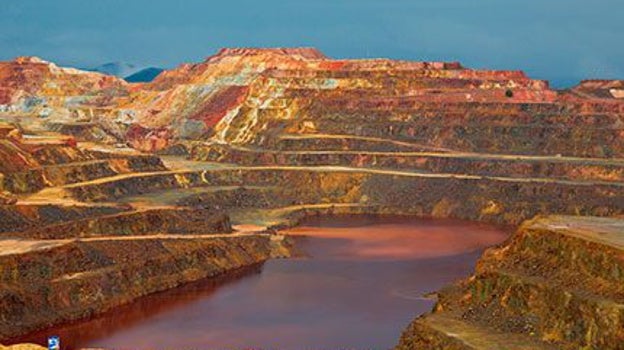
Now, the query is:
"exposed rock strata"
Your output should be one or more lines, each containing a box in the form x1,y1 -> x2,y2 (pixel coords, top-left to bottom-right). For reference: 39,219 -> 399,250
39,167 -> 624,225
0,204 -> 124,234
193,143 -> 624,183
8,208 -> 231,239
0,233 -> 292,340
1,50 -> 623,228
3,49 -> 623,156
397,216 -> 624,350
0,135 -> 165,194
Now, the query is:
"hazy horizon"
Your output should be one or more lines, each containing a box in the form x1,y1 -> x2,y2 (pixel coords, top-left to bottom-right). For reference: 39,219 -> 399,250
1,0 -> 623,87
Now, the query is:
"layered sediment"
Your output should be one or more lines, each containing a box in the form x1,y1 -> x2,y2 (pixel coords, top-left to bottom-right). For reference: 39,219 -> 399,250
0,126 -> 292,342
8,208 -> 232,239
28,166 -> 623,225
397,216 -> 624,350
0,138 -> 293,343
0,133 -> 165,194
0,233 -> 292,340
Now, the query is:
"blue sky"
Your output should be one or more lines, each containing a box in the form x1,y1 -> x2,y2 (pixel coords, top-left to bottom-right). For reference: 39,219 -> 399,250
1,0 -> 622,87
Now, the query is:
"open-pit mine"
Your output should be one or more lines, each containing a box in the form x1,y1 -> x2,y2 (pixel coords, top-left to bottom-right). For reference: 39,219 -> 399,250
0,48 -> 623,349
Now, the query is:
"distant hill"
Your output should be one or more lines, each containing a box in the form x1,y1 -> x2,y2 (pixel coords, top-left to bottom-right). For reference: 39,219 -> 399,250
85,62 -> 163,83
88,62 -> 142,78
124,67 -> 164,83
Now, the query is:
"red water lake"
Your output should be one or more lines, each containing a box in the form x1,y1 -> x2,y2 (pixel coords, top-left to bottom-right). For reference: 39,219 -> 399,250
15,216 -> 510,350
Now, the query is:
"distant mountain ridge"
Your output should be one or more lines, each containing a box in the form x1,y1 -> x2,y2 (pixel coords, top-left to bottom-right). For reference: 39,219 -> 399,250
87,62 -> 141,78
125,67 -> 164,82
86,62 -> 163,82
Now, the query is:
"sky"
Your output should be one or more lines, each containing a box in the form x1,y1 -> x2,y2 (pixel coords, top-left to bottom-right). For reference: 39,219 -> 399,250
0,0 -> 623,87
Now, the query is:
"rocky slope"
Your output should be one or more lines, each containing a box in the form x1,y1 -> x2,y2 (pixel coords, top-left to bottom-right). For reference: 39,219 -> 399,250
0,57 -> 127,121
0,123 -> 293,342
0,125 -> 165,195
568,80 -> 624,99
1,49 -> 623,226
1,49 -> 623,155
0,233 -> 291,340
397,215 -> 624,350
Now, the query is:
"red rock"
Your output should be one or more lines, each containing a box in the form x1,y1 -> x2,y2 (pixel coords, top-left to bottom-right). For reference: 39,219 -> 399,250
0,48 -> 622,154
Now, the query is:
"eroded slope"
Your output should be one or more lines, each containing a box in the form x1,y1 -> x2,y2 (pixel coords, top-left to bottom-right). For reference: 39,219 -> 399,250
397,216 -> 624,350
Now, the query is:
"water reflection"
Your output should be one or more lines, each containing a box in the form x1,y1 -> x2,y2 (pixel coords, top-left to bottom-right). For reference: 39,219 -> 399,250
9,265 -> 264,349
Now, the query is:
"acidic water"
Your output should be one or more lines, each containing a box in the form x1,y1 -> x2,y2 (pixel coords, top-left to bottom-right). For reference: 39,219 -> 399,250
18,216 -> 509,350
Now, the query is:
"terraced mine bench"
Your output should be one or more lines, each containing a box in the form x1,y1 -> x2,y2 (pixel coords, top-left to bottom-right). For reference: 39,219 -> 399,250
0,137 -> 294,342
0,139 -> 166,195
25,165 -> 624,226
193,143 -> 624,183
205,63 -> 624,158
0,232 -> 292,340
397,215 -> 624,350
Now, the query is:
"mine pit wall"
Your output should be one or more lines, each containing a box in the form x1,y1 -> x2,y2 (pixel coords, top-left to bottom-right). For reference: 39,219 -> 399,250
0,140 -> 166,194
43,122 -> 119,143
66,168 -> 624,226
0,234 -> 293,341
9,208 -> 232,240
175,187 -> 297,210
1,155 -> 165,194
397,217 -> 624,349
291,118 -> 624,158
0,204 -> 125,234
476,222 -> 624,297
443,271 -> 624,348
0,170 -> 45,194
192,144 -> 624,183
0,156 -> 165,194
220,100 -> 624,157
40,155 -> 167,187
270,136 -> 441,152
27,145 -> 101,166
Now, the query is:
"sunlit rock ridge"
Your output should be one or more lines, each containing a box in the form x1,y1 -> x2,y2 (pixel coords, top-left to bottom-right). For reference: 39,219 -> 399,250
3,48 -> 622,154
